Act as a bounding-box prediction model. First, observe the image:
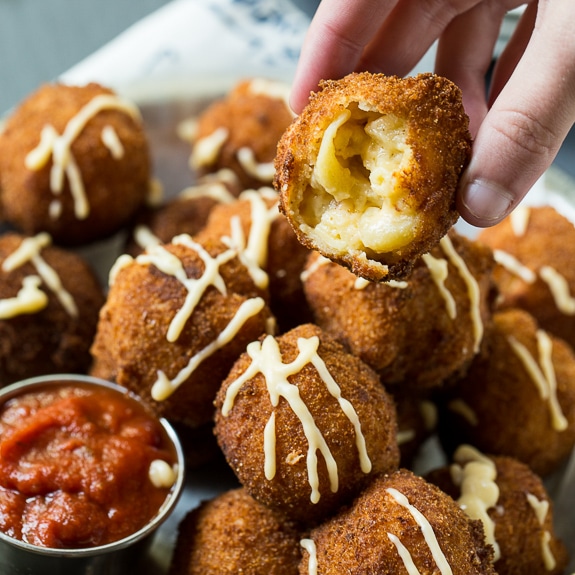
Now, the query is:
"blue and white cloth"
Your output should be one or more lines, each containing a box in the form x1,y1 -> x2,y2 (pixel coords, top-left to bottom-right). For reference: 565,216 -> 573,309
61,0 -> 312,101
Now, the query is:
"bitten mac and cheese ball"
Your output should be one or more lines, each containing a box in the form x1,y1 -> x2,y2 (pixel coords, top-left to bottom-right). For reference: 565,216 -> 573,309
274,72 -> 471,282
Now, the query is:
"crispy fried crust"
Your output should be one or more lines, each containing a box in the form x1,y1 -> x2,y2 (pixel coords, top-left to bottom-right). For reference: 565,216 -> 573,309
437,308 -> 575,476
427,454 -> 569,575
274,72 -> 471,282
90,236 -> 272,429
0,233 -> 104,385
302,230 -> 496,390
0,83 -> 150,245
196,190 -> 313,332
274,72 -> 471,280
301,469 -> 496,575
193,79 -> 294,189
214,323 -> 400,525
478,204 -> 575,351
169,488 -> 303,575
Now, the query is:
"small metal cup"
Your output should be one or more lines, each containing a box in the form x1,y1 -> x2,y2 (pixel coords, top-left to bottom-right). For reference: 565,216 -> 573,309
0,374 -> 186,575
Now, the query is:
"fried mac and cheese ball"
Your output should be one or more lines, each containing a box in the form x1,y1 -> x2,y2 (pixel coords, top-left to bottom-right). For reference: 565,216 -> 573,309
169,488 -> 302,575
427,445 -> 569,575
302,230 -> 495,390
437,308 -> 575,477
214,323 -> 400,525
196,188 -> 312,332
300,468 -> 496,575
90,234 -> 273,431
0,82 -> 151,246
274,72 -> 471,282
0,233 -> 104,385
191,78 -> 294,190
478,204 -> 575,351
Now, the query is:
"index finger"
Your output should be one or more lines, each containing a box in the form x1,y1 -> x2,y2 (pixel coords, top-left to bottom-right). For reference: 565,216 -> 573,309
290,0 -> 399,113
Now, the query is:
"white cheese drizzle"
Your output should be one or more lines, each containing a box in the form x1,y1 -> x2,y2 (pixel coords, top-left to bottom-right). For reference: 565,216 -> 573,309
2,233 -> 77,317
247,78 -> 293,112
118,233 -> 266,402
386,487 -> 453,575
220,189 -> 280,290
108,254 -> 134,287
354,277 -> 371,290
152,296 -> 265,402
507,331 -> 568,431
539,265 -> 575,315
510,205 -> 530,236
422,252 -> 457,319
447,399 -> 478,426
25,94 -> 141,220
0,276 -> 48,319
493,249 -> 536,284
236,147 -> 275,182
526,493 -> 557,571
101,125 -> 125,159
136,235 -> 236,343
148,460 -> 177,489
300,538 -> 318,575
439,235 -> 483,353
176,116 -> 198,143
178,181 -> 236,204
387,532 -> 422,575
493,249 -> 575,317
222,334 -> 371,504
450,445 -> 500,561
189,126 -> 229,170
133,225 -> 162,251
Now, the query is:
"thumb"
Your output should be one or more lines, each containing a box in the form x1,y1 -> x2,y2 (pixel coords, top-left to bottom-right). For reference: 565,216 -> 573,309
457,1 -> 575,227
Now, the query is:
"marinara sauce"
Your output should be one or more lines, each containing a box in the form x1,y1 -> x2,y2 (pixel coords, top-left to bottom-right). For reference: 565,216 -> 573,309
0,380 -> 178,549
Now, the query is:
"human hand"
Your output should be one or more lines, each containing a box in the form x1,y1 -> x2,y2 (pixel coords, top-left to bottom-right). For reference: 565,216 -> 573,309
290,0 -> 575,227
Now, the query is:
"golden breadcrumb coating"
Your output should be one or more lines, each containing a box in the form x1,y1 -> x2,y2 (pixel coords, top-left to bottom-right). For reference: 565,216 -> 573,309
169,488 -> 302,575
302,230 -> 496,390
0,233 -> 104,385
214,323 -> 399,525
437,308 -> 575,476
0,83 -> 150,246
192,78 -> 294,190
300,468 -> 496,575
427,451 -> 569,575
275,72 -> 471,281
478,204 -> 575,351
196,188 -> 312,332
90,235 -> 273,430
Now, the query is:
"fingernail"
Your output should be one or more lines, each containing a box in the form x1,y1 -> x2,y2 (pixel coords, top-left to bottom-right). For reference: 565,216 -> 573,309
460,178 -> 514,224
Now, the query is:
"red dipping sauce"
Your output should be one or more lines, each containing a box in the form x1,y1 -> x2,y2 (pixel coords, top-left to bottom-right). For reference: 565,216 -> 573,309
0,378 -> 179,549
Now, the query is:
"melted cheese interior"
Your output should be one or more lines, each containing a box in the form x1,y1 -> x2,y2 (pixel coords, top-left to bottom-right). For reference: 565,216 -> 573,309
303,104 -> 418,255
